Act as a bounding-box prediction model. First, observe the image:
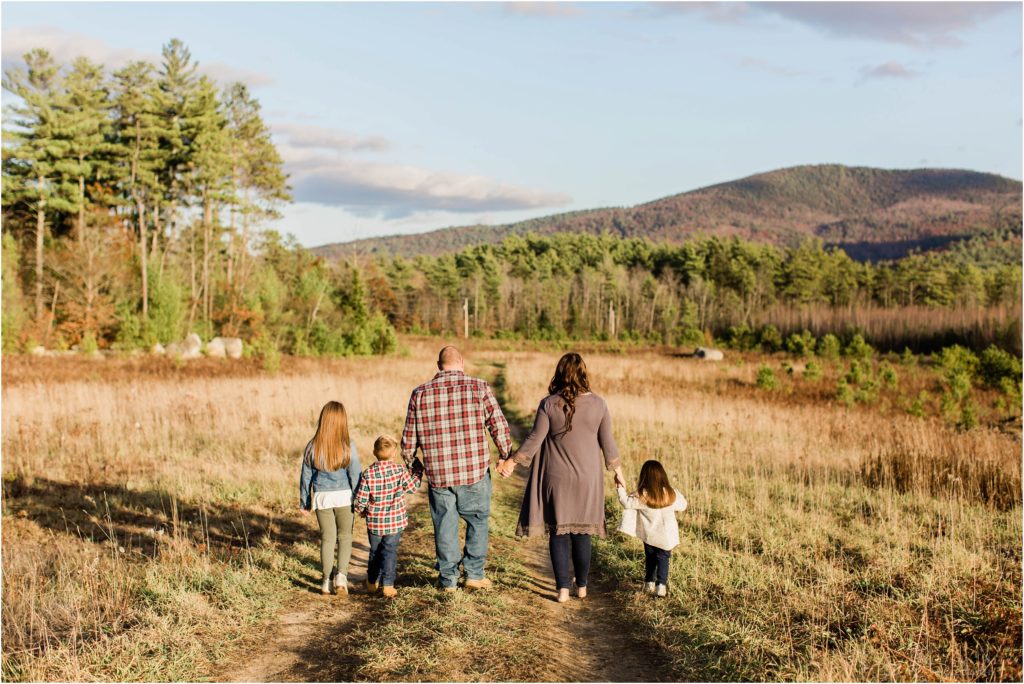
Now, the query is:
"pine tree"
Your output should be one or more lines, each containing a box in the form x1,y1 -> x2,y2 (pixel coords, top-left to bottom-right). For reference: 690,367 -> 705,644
2,49 -> 77,320
112,60 -> 163,319
57,57 -> 111,244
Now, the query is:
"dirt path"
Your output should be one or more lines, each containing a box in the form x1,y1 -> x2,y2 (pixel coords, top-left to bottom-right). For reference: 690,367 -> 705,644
218,364 -> 669,682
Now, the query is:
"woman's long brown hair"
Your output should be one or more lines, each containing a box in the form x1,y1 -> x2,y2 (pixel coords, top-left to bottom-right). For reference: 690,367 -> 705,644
548,352 -> 591,434
636,460 -> 676,509
311,401 -> 352,471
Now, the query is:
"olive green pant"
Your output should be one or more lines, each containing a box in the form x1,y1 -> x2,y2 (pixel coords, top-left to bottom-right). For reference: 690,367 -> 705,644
315,507 -> 354,579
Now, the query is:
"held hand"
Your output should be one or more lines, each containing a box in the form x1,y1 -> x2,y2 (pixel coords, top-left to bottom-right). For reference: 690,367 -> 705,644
497,458 -> 515,478
299,506 -> 310,516
613,471 -> 627,489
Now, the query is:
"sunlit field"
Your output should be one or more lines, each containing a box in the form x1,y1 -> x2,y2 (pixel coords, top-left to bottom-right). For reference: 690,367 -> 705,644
2,340 -> 1021,681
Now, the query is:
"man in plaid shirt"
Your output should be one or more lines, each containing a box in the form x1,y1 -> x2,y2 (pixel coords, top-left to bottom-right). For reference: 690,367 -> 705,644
401,346 -> 512,591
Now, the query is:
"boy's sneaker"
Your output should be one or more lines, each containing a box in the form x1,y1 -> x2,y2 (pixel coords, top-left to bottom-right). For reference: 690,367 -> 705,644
381,586 -> 398,599
643,582 -> 656,595
655,583 -> 668,598
365,580 -> 380,595
464,578 -> 493,591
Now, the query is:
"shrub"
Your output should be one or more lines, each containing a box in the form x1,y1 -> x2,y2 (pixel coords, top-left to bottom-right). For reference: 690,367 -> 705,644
756,365 -> 777,390
836,378 -> 854,406
817,334 -> 841,359
907,391 -> 929,418
784,330 -> 816,357
726,323 -> 757,351
843,333 -> 873,360
675,326 -> 705,347
854,378 -> 880,404
957,401 -> 979,431
758,325 -> 783,353
845,360 -> 869,386
938,345 -> 979,379
900,347 -> 917,366
879,362 -> 899,390
977,346 -> 1022,390
81,330 -> 99,354
803,361 -> 822,381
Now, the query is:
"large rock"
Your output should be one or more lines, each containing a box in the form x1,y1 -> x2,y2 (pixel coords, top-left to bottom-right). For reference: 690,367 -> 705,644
180,333 -> 202,360
30,346 -> 46,356
151,343 -> 166,356
223,337 -> 243,359
695,347 -> 724,361
165,342 -> 181,357
205,337 -> 226,358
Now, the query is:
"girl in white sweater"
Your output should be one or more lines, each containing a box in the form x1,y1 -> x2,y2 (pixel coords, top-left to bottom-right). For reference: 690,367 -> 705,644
616,460 -> 688,597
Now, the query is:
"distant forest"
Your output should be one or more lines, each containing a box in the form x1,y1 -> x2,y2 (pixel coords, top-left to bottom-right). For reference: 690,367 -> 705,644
2,42 -> 1020,358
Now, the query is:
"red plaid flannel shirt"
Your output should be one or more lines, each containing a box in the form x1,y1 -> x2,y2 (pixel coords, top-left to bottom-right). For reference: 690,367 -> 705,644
401,370 -> 512,488
353,461 -> 421,536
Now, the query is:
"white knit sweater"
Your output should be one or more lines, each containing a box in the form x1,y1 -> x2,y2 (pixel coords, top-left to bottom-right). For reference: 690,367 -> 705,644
616,485 -> 688,551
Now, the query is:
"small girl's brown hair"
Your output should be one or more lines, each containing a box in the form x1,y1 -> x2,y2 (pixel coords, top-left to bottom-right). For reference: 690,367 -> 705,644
374,435 -> 399,461
636,460 -> 676,509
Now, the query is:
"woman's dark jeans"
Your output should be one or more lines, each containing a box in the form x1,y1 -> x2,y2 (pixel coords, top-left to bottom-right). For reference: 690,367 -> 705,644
549,533 -> 591,590
644,543 -> 671,585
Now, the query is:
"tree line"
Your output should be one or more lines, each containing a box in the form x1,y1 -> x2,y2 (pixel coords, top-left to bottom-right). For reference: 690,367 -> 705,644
2,40 -> 397,357
357,230 -> 1022,354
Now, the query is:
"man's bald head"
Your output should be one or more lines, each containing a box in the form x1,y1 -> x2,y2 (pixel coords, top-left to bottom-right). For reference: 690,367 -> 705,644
437,346 -> 464,371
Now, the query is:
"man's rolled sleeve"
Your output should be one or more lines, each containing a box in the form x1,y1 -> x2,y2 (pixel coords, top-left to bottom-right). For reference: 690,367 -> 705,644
400,391 -> 419,467
483,385 -> 512,459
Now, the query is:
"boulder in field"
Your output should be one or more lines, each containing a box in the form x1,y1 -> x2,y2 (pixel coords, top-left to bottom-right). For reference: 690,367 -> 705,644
151,343 -> 166,355
165,342 -> 181,357
30,346 -> 46,356
223,337 -> 243,359
180,333 -> 202,360
206,337 -> 226,358
695,347 -> 724,361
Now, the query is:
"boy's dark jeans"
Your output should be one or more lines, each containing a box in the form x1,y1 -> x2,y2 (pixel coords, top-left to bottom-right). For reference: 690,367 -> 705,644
549,533 -> 591,590
644,542 -> 671,585
367,531 -> 402,587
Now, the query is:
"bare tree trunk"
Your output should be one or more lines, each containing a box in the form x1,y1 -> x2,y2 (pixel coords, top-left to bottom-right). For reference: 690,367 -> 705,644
137,195 -> 148,320
35,189 -> 45,319
78,171 -> 85,243
202,194 -> 212,329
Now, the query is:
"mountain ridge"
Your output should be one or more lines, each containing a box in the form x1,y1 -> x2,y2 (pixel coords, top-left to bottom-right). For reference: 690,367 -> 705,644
312,164 -> 1023,262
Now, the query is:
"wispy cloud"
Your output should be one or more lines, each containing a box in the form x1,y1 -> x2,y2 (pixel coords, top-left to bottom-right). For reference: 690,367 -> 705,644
1,25 -> 274,87
503,2 -> 584,18
273,123 -> 391,153
276,124 -> 570,218
860,60 -> 922,81
739,56 -> 811,78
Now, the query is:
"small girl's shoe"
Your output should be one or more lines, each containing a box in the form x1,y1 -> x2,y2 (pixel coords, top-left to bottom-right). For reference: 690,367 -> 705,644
643,581 -> 656,595
321,576 -> 332,595
557,588 -> 570,603
381,586 -> 398,599
655,583 -> 668,597
334,574 -> 348,595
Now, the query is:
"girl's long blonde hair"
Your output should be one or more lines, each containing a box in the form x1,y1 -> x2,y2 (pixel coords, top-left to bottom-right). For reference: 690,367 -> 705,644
310,401 -> 352,471
636,460 -> 676,509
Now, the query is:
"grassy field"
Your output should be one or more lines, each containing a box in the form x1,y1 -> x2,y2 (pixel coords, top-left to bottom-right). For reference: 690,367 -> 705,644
2,340 -> 1021,681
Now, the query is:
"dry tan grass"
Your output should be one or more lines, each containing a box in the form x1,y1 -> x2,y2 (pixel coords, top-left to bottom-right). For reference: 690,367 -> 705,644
2,341 -> 1020,681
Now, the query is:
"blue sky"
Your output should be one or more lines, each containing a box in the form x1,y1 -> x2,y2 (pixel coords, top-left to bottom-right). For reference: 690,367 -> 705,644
2,1 -> 1021,247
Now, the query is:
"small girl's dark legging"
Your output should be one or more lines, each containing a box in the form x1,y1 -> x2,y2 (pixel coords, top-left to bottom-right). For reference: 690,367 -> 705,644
549,533 -> 591,590
644,542 -> 671,585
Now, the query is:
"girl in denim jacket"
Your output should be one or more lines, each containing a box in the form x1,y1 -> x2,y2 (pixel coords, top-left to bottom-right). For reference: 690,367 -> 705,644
299,401 -> 362,595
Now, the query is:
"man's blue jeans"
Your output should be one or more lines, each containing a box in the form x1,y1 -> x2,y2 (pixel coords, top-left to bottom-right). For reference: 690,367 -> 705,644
427,471 -> 491,588
367,531 -> 402,587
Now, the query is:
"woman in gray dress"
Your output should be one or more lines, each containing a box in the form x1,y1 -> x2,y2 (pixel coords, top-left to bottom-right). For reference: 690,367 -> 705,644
497,353 -> 626,603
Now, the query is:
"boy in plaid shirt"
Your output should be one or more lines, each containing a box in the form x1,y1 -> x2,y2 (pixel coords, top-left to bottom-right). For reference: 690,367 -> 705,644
354,435 -> 422,598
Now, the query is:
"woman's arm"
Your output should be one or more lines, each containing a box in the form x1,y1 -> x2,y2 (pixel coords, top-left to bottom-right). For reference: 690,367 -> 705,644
597,402 -> 622,470
511,401 -> 551,468
673,489 -> 689,512
347,443 -> 362,494
299,442 -> 314,509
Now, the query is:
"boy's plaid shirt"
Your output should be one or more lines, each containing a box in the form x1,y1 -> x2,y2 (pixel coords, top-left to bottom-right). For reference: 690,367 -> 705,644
401,370 -> 512,488
353,461 -> 421,535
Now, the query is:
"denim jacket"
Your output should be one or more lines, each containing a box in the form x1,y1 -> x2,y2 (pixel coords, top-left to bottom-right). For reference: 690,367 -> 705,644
299,440 -> 362,510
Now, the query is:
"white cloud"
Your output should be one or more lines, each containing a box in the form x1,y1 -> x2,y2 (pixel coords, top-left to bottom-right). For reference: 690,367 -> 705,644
1,25 -> 274,87
278,139 -> 571,218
